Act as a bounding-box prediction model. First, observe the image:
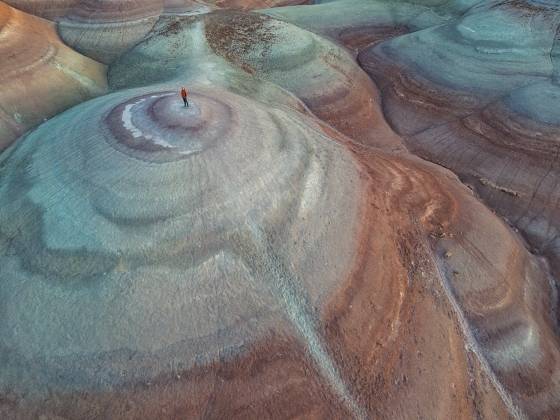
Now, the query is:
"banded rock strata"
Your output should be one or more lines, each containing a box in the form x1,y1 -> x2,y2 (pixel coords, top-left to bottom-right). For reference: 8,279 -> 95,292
1,86 -> 558,417
110,12 -> 403,150
262,0 -> 483,50
1,1 -> 559,419
3,0 -> 312,64
0,1 -> 107,150
0,85 -> 363,410
57,0 -> 165,64
359,0 -> 560,283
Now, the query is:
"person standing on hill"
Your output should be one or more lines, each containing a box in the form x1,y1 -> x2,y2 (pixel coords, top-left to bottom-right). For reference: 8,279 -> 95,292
181,87 -> 189,107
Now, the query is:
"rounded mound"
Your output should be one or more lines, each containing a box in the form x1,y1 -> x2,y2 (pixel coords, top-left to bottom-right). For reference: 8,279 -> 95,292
2,0 -> 78,19
0,85 -> 364,392
0,1 -> 106,150
105,92 -> 231,161
58,0 -> 164,63
110,11 -> 401,149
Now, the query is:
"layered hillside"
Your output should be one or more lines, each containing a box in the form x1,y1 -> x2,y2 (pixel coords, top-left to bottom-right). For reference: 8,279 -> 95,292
0,1 -> 106,150
0,1 -> 559,419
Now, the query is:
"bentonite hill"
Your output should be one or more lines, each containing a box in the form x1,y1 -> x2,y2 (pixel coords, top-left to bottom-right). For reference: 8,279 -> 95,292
0,1 -> 559,419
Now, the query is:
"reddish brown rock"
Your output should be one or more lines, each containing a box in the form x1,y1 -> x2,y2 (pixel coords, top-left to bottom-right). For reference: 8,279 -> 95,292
359,0 -> 560,287
0,1 -> 107,150
1,82 -> 558,418
211,0 -> 310,9
203,11 -> 404,149
2,0 -> 77,19
1,1 -> 560,419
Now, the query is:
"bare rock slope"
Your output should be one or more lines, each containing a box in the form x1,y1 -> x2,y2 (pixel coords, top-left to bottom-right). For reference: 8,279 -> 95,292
0,1 -> 106,150
359,0 -> 560,285
0,1 -> 559,419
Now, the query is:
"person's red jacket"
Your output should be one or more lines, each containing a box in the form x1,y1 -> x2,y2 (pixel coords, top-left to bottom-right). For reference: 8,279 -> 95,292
181,88 -> 187,99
